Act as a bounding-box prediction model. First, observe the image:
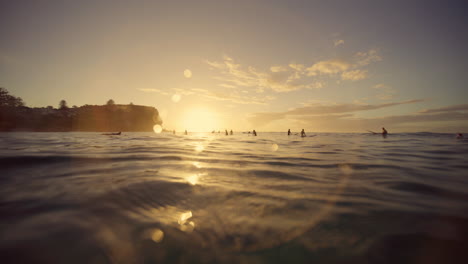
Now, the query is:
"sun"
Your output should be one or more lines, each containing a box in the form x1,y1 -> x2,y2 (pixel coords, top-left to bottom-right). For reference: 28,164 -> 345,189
181,107 -> 220,132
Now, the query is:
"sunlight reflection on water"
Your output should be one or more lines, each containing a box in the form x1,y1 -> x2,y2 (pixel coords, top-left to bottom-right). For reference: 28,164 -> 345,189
179,211 -> 195,233
1,132 -> 468,263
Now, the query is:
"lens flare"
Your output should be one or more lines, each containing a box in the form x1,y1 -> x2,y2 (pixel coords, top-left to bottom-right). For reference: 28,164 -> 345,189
184,69 -> 192,78
271,143 -> 279,151
172,94 -> 181,103
151,229 -> 164,243
153,124 -> 163,133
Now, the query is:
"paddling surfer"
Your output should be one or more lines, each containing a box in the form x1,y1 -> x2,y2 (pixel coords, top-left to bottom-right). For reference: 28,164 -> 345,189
102,131 -> 121,136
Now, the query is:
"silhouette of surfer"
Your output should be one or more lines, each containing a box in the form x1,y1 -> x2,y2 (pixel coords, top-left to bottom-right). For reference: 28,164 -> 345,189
102,131 -> 121,136
457,133 -> 464,139
288,129 -> 291,136
253,130 -> 257,136
382,127 -> 388,135
301,129 -> 306,137
230,130 -> 233,135
225,129 -> 228,135
184,130 -> 188,135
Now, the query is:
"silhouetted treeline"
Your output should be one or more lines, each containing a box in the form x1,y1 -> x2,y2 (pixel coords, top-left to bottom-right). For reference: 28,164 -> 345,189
0,88 -> 162,132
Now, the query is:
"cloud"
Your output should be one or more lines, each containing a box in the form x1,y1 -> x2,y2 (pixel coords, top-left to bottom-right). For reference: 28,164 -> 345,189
248,100 -> 468,132
334,39 -> 345,47
188,88 -> 275,105
355,49 -> 382,66
419,104 -> 468,114
288,111 -> 468,132
206,50 -> 382,94
138,88 -> 169,95
289,63 -> 305,71
286,99 -> 424,116
373,83 -> 397,100
341,70 -> 368,81
218,83 -> 237,88
248,99 -> 425,127
270,66 -> 288,72
306,59 -> 351,76
206,56 -> 324,93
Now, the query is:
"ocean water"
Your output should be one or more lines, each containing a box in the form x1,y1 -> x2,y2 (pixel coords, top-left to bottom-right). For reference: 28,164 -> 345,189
0,132 -> 467,264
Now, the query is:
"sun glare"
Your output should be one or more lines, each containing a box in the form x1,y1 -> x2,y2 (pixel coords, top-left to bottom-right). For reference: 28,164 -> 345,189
181,108 -> 219,132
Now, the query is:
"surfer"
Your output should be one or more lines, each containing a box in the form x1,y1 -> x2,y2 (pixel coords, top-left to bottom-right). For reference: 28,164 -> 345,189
457,133 -> 464,139
382,127 -> 388,135
288,129 -> 291,136
184,130 -> 188,135
230,130 -> 233,135
173,130 -> 175,135
102,131 -> 121,136
301,129 -> 306,137
253,130 -> 257,136
225,129 -> 228,135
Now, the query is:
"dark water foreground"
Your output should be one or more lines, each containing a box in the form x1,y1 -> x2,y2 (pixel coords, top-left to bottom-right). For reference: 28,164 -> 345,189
1,132 -> 467,264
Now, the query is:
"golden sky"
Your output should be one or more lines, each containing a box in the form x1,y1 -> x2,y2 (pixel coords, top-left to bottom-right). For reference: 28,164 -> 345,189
1,0 -> 467,132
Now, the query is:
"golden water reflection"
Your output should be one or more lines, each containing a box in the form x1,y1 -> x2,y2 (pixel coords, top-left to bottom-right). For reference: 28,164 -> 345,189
192,161 -> 202,168
194,143 -> 204,152
178,211 -> 195,233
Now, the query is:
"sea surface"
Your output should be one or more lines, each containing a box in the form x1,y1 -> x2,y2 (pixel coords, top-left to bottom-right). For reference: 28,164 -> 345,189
1,132 -> 467,264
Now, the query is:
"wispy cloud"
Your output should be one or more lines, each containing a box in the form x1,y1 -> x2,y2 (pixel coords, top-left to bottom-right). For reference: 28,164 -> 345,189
306,59 -> 351,76
248,99 -> 425,127
334,39 -> 345,47
206,49 -> 382,95
270,66 -> 288,72
138,88 -> 169,95
288,111 -> 468,132
206,56 -> 324,93
373,83 -> 397,100
419,104 -> 468,114
355,49 -> 382,66
341,70 -> 368,81
190,88 -> 274,105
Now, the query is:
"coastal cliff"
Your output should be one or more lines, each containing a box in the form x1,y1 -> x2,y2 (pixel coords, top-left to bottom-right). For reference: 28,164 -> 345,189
0,88 -> 162,132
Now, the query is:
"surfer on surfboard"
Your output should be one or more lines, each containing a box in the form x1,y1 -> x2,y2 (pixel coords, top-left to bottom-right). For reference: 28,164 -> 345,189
102,132 -> 121,136
367,127 -> 388,136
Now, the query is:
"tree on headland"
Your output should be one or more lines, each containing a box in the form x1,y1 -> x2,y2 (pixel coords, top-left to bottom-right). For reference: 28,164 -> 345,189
107,99 -> 115,106
59,100 -> 68,110
0,87 -> 25,107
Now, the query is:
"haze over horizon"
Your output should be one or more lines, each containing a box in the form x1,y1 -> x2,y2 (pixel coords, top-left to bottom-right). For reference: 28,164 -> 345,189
1,0 -> 467,132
